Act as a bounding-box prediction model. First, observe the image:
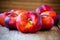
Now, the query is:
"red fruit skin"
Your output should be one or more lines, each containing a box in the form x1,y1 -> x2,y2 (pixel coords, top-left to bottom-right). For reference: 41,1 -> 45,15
40,11 -> 57,20
41,4 -> 53,11
36,7 -> 45,14
0,12 -> 11,26
0,9 -> 27,26
16,11 -> 42,33
4,13 -> 17,30
40,15 -> 54,30
10,9 -> 27,15
35,4 -> 54,14
0,14 -> 4,26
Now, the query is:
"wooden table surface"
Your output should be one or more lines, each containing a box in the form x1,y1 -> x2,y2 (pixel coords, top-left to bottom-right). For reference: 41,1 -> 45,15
0,25 -> 60,40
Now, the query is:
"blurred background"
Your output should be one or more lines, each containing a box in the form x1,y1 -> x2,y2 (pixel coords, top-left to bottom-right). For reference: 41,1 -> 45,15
0,0 -> 60,14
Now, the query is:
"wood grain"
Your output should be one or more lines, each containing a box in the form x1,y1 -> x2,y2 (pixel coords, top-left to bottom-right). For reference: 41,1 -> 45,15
0,0 -> 60,13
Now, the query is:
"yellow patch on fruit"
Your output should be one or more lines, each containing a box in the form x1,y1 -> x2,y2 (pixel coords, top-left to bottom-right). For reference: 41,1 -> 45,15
25,22 -> 33,29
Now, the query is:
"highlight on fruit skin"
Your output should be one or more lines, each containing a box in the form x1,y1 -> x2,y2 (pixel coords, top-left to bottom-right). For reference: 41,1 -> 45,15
40,11 -> 57,19
16,11 -> 42,33
40,11 -> 60,29
0,12 -> 11,26
10,9 -> 27,15
0,5 -> 60,32
41,4 -> 54,11
40,15 -> 54,30
0,9 -> 27,30
4,13 -> 17,30
35,4 -> 54,14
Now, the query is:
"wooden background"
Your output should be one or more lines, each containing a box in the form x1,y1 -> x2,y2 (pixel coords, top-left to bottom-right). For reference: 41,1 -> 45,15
0,0 -> 60,14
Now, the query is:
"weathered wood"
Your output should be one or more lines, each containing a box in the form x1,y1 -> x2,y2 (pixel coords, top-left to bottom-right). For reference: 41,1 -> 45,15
0,26 -> 60,40
0,0 -> 60,13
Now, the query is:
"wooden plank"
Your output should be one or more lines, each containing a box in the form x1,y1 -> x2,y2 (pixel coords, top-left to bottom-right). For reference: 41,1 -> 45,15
0,0 -> 60,3
0,26 -> 60,40
0,0 -> 60,12
0,1 -> 60,7
0,6 -> 60,11
0,2 -> 60,8
0,1 -> 60,4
